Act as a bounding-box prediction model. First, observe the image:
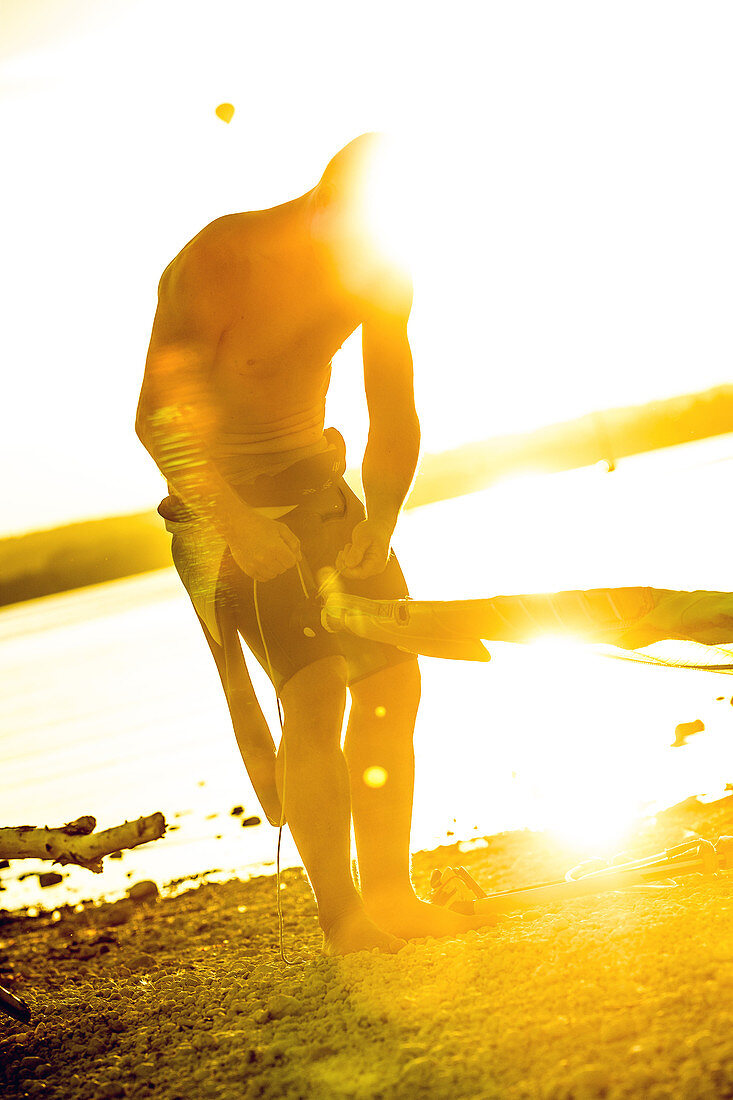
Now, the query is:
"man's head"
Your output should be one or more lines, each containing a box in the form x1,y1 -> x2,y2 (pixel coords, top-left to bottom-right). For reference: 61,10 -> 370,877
310,133 -> 412,273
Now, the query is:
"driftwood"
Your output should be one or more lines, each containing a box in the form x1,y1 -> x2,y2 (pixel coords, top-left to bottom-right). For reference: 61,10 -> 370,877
0,813 -> 166,873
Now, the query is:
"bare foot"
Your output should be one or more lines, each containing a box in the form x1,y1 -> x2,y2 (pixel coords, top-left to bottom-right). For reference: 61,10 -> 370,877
321,909 -> 406,957
363,892 -> 498,940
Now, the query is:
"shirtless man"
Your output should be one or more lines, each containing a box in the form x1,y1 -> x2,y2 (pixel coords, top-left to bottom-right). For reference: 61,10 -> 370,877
136,135 -> 479,954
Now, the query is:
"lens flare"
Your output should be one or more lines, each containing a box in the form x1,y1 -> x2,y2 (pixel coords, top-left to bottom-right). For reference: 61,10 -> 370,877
215,103 -> 235,123
363,766 -> 388,788
358,139 -> 417,274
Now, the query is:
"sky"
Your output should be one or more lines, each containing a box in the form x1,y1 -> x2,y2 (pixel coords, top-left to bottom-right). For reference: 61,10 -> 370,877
1,0 -> 732,535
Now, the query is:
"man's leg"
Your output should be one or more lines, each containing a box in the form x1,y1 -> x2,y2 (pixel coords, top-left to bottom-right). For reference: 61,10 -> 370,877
195,606 -> 283,827
345,660 -> 487,937
277,655 -> 404,955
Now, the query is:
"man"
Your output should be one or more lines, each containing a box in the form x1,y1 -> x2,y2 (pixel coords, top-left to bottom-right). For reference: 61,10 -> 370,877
136,135 -> 480,954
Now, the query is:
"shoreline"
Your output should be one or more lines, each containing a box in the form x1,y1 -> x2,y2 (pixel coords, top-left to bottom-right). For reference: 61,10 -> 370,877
1,794 -> 732,1098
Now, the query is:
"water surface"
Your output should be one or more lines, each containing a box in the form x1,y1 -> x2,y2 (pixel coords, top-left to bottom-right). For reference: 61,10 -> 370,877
2,435 -> 732,911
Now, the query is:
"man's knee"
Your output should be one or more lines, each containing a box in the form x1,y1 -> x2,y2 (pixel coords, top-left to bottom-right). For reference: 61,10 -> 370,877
350,659 -> 421,717
280,655 -> 348,720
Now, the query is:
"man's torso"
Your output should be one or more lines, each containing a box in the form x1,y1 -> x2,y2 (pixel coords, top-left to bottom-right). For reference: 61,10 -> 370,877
165,209 -> 368,460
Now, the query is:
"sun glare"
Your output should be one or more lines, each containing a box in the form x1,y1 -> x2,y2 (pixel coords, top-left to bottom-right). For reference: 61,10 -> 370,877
546,796 -> 640,853
514,637 -> 656,851
358,139 -> 418,275
525,635 -> 587,656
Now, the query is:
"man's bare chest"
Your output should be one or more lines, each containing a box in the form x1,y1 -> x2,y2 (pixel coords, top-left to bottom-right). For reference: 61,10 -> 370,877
215,271 -> 362,379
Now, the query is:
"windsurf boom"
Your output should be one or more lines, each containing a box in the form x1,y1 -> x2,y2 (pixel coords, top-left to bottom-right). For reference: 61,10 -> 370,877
430,835 -> 733,915
321,587 -> 733,671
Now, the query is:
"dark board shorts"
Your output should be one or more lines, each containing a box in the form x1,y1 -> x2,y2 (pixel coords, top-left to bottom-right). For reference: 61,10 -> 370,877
224,475 -> 416,691
161,429 -> 416,693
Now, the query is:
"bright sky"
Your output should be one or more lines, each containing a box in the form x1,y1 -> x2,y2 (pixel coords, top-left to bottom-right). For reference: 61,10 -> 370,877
2,0 -> 732,535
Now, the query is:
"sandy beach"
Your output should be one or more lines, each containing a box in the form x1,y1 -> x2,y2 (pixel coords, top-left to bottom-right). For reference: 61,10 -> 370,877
1,794 -> 732,1099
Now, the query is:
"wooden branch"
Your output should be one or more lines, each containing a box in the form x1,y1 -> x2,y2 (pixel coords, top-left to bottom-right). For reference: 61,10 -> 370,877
0,813 -> 166,873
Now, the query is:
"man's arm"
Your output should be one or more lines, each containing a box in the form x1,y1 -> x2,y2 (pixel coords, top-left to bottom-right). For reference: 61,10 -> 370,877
336,274 -> 420,579
136,248 -> 301,582
137,252 -> 241,528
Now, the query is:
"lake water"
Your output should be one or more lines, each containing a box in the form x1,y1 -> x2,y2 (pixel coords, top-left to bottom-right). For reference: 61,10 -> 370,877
2,434 -> 733,912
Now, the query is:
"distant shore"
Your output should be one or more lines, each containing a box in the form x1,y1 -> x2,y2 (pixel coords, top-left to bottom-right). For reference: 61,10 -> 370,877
1,794 -> 732,1098
2,385 -> 733,608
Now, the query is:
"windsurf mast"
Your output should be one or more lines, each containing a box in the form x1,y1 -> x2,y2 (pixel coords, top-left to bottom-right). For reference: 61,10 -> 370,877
321,587 -> 733,672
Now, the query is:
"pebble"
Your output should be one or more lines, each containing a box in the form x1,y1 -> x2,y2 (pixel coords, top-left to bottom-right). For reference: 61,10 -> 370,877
261,1041 -> 287,1065
128,954 -> 157,970
133,1062 -> 156,1079
127,880 -> 159,902
19,1056 -> 43,1071
315,1041 -> 342,1061
38,872 -> 63,888
266,993 -> 302,1019
102,901 -> 135,927
568,1063 -> 608,1098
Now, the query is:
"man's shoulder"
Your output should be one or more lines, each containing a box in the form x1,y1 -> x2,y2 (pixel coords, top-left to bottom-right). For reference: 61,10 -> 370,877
191,213 -> 252,255
159,215 -> 252,298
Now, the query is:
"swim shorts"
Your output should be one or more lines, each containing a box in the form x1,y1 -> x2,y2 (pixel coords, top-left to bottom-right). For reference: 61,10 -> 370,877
160,429 -> 416,692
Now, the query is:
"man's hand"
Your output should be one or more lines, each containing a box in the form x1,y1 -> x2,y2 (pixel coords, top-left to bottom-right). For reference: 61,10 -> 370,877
336,519 -> 392,580
228,511 -> 302,583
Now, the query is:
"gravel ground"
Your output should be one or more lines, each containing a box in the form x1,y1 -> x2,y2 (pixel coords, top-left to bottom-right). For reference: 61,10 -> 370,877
1,795 -> 732,1100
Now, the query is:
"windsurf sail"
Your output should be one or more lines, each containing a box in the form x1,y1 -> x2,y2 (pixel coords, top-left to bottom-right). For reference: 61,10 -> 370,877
321,587 -> 733,671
